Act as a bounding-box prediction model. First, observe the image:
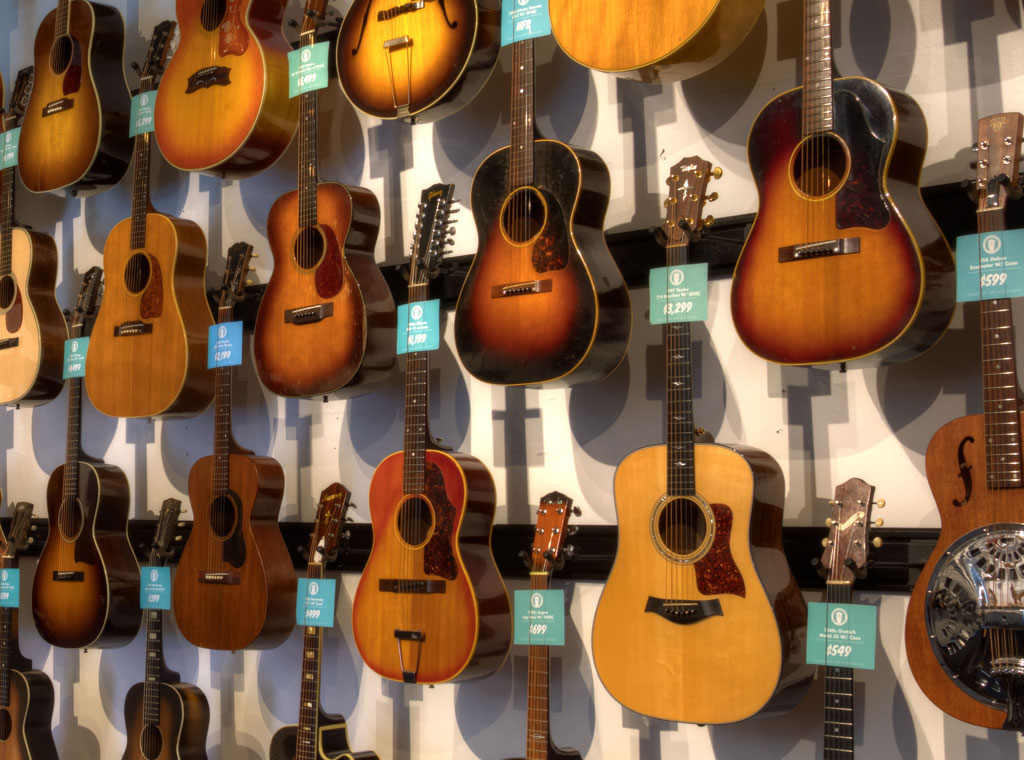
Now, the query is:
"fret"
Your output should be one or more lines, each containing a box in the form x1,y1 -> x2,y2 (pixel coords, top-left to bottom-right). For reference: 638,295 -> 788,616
0,163 -> 14,275
665,242 -> 695,498
0,601 -> 12,708
509,39 -> 536,191
402,282 -> 430,495
823,581 -> 855,758
296,562 -> 325,760
802,0 -> 834,135
525,570 -> 550,760
297,26 -> 320,234
212,304 -> 235,499
142,606 -> 164,725
57,0 -> 71,39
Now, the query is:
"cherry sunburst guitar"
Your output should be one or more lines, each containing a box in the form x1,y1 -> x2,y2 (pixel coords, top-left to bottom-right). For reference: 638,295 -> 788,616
86,21 -> 215,420
905,112 -> 1024,730
18,0 -> 131,195
591,158 -> 812,723
336,0 -> 499,122
0,67 -> 68,407
353,183 -> 511,684
730,0 -> 954,367
453,34 -> 630,387
32,267 -> 142,649
122,498 -> 211,760
253,0 -> 395,399
0,502 -> 59,760
154,0 -> 298,177
173,243 -> 296,651
269,484 -> 378,760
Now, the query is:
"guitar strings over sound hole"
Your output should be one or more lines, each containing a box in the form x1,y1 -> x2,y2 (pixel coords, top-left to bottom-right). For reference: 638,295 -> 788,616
656,497 -> 709,560
124,253 -> 152,295
58,499 -> 85,542
49,35 -> 73,75
792,134 -> 849,198
0,274 -> 15,311
293,227 -> 327,271
0,708 -> 11,741
500,187 -> 547,245
396,496 -> 433,547
200,0 -> 229,32
140,724 -> 164,760
209,494 -> 239,540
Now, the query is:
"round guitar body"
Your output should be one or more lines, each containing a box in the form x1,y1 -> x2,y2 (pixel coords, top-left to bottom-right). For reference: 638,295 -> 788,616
121,680 -> 210,760
269,708 -> 379,760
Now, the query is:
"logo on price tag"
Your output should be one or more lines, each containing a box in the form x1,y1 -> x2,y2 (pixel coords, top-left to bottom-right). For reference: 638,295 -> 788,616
288,41 -> 330,98
806,601 -> 877,669
296,577 -> 337,627
513,588 -> 564,645
955,229 -> 1024,302
0,569 -> 19,608
207,321 -> 243,368
396,299 -> 441,354
500,0 -> 551,46
63,337 -> 90,379
649,263 -> 709,324
0,127 -> 21,169
140,565 -> 171,610
130,92 -> 156,137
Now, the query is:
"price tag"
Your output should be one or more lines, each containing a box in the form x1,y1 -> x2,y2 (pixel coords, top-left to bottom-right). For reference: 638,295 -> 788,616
63,337 -> 90,378
288,42 -> 330,98
955,230 -> 1024,302
396,300 -> 441,354
0,569 -> 19,608
207,321 -> 243,368
140,566 -> 171,610
0,127 -> 20,169
806,601 -> 877,670
649,263 -> 709,324
296,577 -> 336,627
513,588 -> 564,645
129,92 -> 157,137
501,0 -> 552,46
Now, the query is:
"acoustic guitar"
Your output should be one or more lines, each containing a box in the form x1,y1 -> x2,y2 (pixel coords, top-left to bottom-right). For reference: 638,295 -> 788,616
730,0 -> 954,367
591,158 -> 812,723
0,502 -> 59,760
353,183 -> 511,684
504,491 -> 581,760
905,112 -> 1024,730
173,242 -> 296,651
549,0 -> 763,83
253,0 -> 395,399
453,35 -> 630,387
0,68 -> 68,407
336,0 -> 500,122
122,498 -> 211,760
32,267 -> 142,649
18,0 -> 131,195
86,22 -> 215,420
269,484 -> 378,760
154,0 -> 298,177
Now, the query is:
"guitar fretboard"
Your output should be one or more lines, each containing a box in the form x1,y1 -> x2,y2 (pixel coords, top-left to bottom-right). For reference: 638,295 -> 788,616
297,29 -> 320,233
665,242 -> 695,498
508,39 -> 536,191
0,594 -> 12,709
142,608 -> 166,726
0,159 -> 14,276
129,76 -> 155,250
62,320 -> 86,530
212,304 -> 235,501
296,561 -> 325,760
402,281 -> 430,495
802,0 -> 835,135
823,581 -> 854,760
56,0 -> 72,39
525,570 -> 550,760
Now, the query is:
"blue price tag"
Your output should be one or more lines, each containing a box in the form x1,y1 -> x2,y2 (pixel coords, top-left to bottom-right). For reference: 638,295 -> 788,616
396,300 -> 441,354
296,577 -> 336,627
0,569 -> 19,608
806,601 -> 877,670
501,0 -> 552,46
207,321 -> 243,369
0,127 -> 20,169
955,230 -> 1024,302
63,337 -> 89,379
649,264 -> 709,324
288,42 -> 330,98
140,566 -> 171,610
513,588 -> 564,645
129,92 -> 157,137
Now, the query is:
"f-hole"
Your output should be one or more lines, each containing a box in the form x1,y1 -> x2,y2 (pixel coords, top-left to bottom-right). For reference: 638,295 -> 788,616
58,498 -> 85,542
396,496 -> 434,548
791,133 -> 850,199
653,495 -> 713,562
200,0 -> 228,32
124,253 -> 152,295
49,35 -> 73,75
139,724 -> 163,760
0,274 -> 16,311
500,187 -> 547,246
209,493 -> 239,540
293,227 -> 327,271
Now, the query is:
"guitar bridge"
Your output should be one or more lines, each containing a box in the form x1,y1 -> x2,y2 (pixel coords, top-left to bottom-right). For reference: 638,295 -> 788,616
0,338 -> 18,350
186,66 -> 232,93
52,571 -> 85,582
491,279 -> 553,298
199,572 -> 240,585
778,237 -> 860,262
42,98 -> 74,117
645,596 -> 722,625
284,303 -> 334,325
379,579 -> 446,594
114,321 -> 153,337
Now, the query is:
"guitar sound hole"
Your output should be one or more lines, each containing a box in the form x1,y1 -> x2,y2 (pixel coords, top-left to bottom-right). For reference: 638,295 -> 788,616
396,496 -> 434,547
139,724 -> 163,760
209,494 -> 239,540
293,227 -> 326,270
500,187 -> 547,245
200,0 -> 228,32
49,35 -> 73,74
657,497 -> 708,559
124,253 -> 152,295
0,274 -> 15,311
58,498 -> 85,542
792,134 -> 849,198
0,708 -> 11,741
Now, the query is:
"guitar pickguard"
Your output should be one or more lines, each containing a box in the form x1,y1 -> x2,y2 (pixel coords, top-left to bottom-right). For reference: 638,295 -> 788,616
220,0 -> 251,57
833,85 -> 892,231
531,188 -> 570,273
694,504 -> 745,597
140,256 -> 163,319
4,286 -> 23,333
314,225 -> 345,300
422,462 -> 457,580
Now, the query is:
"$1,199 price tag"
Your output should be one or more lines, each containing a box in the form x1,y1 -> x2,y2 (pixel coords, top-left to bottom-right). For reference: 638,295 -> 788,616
0,569 -> 19,608
396,300 -> 440,354
207,321 -> 243,369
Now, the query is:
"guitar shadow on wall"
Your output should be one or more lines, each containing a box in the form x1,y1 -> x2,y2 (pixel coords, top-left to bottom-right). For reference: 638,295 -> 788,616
0,404 -> 11,500
382,680 -> 423,760
618,708 -> 674,759
493,386 -> 543,525
208,651 -> 261,760
51,648 -> 101,760
368,120 -> 414,266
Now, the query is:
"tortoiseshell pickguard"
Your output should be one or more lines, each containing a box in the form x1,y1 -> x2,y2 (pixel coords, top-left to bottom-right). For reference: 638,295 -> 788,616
422,462 -> 457,580
140,256 -> 163,319
314,225 -> 345,300
220,0 -> 251,57
694,503 -> 745,597
530,189 -> 569,273
4,286 -> 23,333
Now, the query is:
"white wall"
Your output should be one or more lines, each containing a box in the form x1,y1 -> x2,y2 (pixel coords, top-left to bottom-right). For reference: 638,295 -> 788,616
2,0 -> 1024,757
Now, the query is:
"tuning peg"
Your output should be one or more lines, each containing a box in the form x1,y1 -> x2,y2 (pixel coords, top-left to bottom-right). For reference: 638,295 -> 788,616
250,252 -> 259,259
874,517 -> 884,527
131,61 -> 142,74
571,506 -> 582,517
874,498 -> 885,509
703,215 -> 715,227
248,265 -> 257,272
972,142 -> 979,153
288,18 -> 299,27
517,548 -> 533,570
245,279 -> 253,286
821,537 -> 831,547
872,536 -> 884,549
704,192 -> 718,203
684,216 -> 695,228
825,517 -> 833,527
711,167 -> 723,180
562,545 -> 576,560
567,525 -> 580,536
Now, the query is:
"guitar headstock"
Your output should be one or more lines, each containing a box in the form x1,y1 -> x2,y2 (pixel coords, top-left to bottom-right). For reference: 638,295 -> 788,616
0,502 -> 35,563
309,483 -> 353,566
3,67 -> 34,131
975,113 -> 1023,214
409,183 -> 456,287
299,0 -> 329,39
71,266 -> 104,333
148,498 -> 182,566
138,21 -> 177,89
218,242 -> 255,312
662,156 -> 721,247
819,478 -> 884,583
529,491 -> 580,574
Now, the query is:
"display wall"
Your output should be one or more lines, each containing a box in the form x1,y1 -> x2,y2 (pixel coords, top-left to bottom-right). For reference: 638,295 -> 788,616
1,0 -> 1024,757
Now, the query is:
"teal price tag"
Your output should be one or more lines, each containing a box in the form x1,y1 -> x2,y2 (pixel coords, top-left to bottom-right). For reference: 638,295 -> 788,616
397,300 -> 441,354
513,588 -> 564,645
0,128 -> 20,169
207,321 -> 243,369
140,566 -> 171,610
649,263 -> 709,324
806,601 -> 877,670
296,577 -> 336,627
129,92 -> 156,137
0,569 -> 19,608
501,0 -> 552,46
288,42 -> 330,98
955,229 -> 1024,302
63,337 -> 89,379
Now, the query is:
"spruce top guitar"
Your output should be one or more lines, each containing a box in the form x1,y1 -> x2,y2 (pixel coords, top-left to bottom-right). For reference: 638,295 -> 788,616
85,21 -> 215,420
353,183 -> 511,684
18,0 -> 131,195
32,267 -> 142,649
730,0 -> 954,367
591,157 -> 812,723
154,0 -> 299,177
0,67 -> 68,407
121,497 -> 211,760
269,484 -> 378,760
905,112 -> 1024,730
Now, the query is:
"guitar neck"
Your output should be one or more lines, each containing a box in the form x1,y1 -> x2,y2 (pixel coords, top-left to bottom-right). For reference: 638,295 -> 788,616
665,241 -> 695,498
402,281 -> 430,494
212,304 -> 235,498
525,571 -> 551,760
802,0 -> 835,135
508,38 -> 536,190
129,76 -> 155,249
142,607 -> 167,726
63,324 -> 85,505
823,581 -> 854,760
297,30 -> 319,230
0,163 -> 13,277
296,561 -> 326,760
56,0 -> 72,39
